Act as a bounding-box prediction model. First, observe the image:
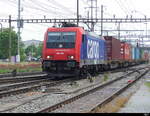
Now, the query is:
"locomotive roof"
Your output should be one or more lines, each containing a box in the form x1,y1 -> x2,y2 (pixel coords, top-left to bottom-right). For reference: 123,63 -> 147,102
47,27 -> 104,40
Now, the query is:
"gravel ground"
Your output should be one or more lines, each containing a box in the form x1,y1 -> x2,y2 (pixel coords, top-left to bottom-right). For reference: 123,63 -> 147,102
91,70 -> 150,113
51,71 -> 141,113
0,64 -> 148,113
0,71 -> 125,113
118,72 -> 150,113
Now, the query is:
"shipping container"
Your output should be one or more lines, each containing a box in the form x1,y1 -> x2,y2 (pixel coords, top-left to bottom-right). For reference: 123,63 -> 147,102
131,46 -> 135,60
81,33 -> 106,65
132,47 -> 140,60
139,48 -> 144,59
135,47 -> 140,60
120,42 -> 132,60
143,52 -> 149,60
130,45 -> 133,60
134,47 -> 140,60
104,36 -> 121,60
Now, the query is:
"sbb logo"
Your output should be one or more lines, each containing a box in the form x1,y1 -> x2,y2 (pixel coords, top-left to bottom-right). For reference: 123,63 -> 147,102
87,39 -> 99,59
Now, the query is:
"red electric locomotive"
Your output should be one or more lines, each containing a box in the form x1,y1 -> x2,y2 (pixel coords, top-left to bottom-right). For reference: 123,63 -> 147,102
42,27 -> 84,77
42,27 -> 106,77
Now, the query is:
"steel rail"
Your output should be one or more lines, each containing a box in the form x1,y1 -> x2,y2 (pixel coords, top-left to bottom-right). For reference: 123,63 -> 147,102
0,74 -> 47,84
0,72 -> 45,78
0,77 -> 76,98
0,78 -> 49,92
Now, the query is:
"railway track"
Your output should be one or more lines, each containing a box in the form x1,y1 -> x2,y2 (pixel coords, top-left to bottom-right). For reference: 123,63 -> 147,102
0,74 -> 47,84
0,71 -> 45,78
0,74 -> 78,99
0,74 -> 47,85
37,66 -> 149,113
0,76 -> 79,112
0,65 -> 140,98
0,75 -> 47,98
0,78 -> 49,92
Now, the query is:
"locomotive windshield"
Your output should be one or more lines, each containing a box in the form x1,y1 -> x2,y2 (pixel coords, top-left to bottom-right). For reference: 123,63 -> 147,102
47,32 -> 76,48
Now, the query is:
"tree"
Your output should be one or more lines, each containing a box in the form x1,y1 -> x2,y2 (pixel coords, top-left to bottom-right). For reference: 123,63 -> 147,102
24,42 -> 43,60
0,28 -> 17,59
36,43 -> 43,58
0,28 -> 25,61
25,44 -> 37,57
20,42 -> 26,61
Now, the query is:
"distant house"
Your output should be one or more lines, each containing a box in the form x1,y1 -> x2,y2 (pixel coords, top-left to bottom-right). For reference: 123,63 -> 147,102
23,40 -> 42,48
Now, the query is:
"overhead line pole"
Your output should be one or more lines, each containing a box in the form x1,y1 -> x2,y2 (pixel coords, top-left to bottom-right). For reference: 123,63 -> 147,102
95,0 -> 97,20
77,0 -> 79,26
91,0 -> 93,31
9,15 -> 12,62
101,5 -> 103,36
0,23 -> 2,33
118,22 -> 120,40
86,0 -> 98,31
17,0 -> 21,63
0,22 -> 2,47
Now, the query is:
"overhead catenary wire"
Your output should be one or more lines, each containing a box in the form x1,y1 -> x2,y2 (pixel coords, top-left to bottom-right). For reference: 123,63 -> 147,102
5,0 -> 75,18
49,0 -> 76,15
29,0 -> 75,17
0,0 -> 149,46
2,0 -> 75,35
120,0 -> 147,44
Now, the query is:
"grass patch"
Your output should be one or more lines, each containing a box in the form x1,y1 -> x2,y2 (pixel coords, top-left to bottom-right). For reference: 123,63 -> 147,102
103,73 -> 109,82
145,82 -> 150,88
0,69 -> 11,74
17,67 -> 42,73
87,77 -> 95,83
90,94 -> 132,113
0,62 -> 42,74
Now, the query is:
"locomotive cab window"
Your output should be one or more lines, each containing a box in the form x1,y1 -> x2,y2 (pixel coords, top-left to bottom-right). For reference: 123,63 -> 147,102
47,32 -> 76,48
47,32 -> 61,43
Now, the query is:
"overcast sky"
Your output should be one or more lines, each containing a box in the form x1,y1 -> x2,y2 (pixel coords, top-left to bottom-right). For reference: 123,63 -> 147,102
0,0 -> 150,46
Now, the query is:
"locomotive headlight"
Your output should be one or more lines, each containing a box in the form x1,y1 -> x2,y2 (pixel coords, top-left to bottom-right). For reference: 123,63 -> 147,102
47,55 -> 52,59
68,55 -> 74,60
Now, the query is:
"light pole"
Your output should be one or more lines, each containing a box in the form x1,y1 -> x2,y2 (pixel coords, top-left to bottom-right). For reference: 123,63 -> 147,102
132,10 -> 148,47
77,0 -> 79,26
144,22 -> 148,38
101,5 -> 103,36
0,23 -> 2,33
17,0 -> 21,63
144,22 -> 148,47
0,23 -> 2,40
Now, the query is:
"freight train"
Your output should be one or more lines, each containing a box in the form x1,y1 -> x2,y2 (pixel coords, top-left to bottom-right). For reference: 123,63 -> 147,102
42,27 -> 149,77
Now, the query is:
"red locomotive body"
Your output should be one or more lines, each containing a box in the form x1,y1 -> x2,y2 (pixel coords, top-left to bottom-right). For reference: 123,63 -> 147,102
42,27 -> 84,61
42,27 -> 84,76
